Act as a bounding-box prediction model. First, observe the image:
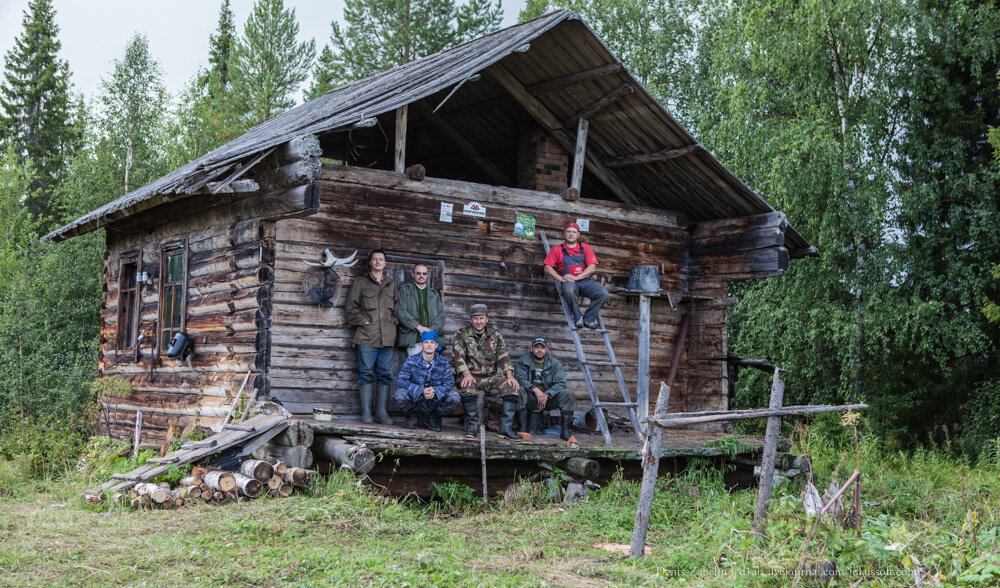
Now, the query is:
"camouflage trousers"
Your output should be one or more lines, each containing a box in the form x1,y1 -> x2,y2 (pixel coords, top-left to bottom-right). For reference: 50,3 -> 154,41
458,372 -> 517,400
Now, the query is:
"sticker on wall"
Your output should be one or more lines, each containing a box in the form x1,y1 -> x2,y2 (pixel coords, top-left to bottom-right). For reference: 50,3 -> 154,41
463,202 -> 487,218
576,218 -> 590,232
439,202 -> 453,222
513,212 -> 536,239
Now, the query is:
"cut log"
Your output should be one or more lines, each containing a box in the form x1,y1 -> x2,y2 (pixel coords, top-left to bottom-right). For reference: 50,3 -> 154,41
273,461 -> 288,476
233,473 -> 264,498
134,482 -> 169,504
186,485 -> 202,500
271,421 -> 314,448
252,443 -> 313,469
179,476 -> 203,487
267,474 -> 283,490
313,436 -> 375,475
277,483 -> 293,497
560,457 -> 600,479
282,467 -> 309,486
239,459 -> 274,483
204,471 -> 237,493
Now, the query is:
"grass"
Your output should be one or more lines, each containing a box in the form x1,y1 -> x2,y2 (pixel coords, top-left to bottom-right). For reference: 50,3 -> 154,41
0,422 -> 998,586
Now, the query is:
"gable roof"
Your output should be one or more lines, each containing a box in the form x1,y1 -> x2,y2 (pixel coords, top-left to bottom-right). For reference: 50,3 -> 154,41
45,11 -> 811,255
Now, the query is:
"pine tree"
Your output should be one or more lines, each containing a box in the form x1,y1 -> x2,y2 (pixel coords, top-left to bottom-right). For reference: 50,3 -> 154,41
306,45 -> 337,100
97,34 -> 169,194
0,0 -> 73,219
230,0 -> 315,126
321,0 -> 502,85
207,0 -> 237,89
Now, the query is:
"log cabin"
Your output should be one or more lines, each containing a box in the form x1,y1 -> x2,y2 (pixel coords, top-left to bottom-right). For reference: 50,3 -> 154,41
45,12 -> 814,494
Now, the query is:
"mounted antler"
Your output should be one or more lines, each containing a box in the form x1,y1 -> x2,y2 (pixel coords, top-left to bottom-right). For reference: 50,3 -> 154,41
303,249 -> 358,268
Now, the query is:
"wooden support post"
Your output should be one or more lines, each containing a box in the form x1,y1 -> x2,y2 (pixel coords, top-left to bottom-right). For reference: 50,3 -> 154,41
395,105 -> 407,173
478,391 -> 487,501
570,118 -> 588,193
637,293 -> 651,429
753,368 -> 785,540
132,410 -> 142,458
630,382 -> 670,558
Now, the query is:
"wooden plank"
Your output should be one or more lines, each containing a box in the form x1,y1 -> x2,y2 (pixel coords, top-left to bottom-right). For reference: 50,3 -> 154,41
570,118 -> 588,193
605,144 -> 702,168
525,63 -> 624,94
395,105 -> 407,173
564,83 -> 633,128
637,294 -> 651,427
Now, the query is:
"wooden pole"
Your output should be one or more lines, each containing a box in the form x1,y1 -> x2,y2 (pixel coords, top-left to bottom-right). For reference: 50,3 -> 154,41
649,403 -> 867,428
630,383 -> 670,558
221,369 -> 252,428
753,368 -> 785,540
478,390 -> 487,501
395,105 -> 407,173
636,293 -> 651,431
570,118 -> 589,192
132,410 -> 142,457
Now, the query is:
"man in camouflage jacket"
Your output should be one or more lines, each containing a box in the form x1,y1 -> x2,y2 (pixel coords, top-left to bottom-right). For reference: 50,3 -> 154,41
452,304 -> 521,440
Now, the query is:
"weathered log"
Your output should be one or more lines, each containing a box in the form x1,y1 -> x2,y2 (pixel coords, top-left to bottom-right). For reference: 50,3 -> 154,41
273,461 -> 288,476
252,443 -> 313,469
233,472 -> 264,498
313,436 -> 375,475
278,134 -> 322,165
134,482 -> 169,504
204,471 -> 237,493
267,474 -> 283,490
254,160 -> 322,193
277,483 -> 293,497
753,369 -> 785,540
185,485 -> 202,500
179,476 -> 203,488
239,459 -> 274,483
649,404 -> 868,428
271,421 -> 314,448
560,457 -> 600,480
282,467 -> 310,486
630,383 -> 671,558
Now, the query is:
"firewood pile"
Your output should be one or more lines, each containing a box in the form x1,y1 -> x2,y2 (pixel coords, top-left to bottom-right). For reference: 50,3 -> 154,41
109,460 -> 313,509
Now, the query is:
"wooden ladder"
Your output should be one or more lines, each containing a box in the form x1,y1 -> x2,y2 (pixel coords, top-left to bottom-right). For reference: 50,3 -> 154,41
540,232 -> 644,445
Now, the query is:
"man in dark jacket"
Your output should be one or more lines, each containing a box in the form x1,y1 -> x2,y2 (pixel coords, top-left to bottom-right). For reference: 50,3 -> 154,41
514,337 -> 576,441
345,250 -> 398,425
394,331 -> 459,431
396,263 -> 445,356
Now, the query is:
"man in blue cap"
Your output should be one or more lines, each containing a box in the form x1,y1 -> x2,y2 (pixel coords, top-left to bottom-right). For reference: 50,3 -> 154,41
394,330 -> 460,431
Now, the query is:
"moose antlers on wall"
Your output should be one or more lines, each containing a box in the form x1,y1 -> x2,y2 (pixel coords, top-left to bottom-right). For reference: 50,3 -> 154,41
301,249 -> 359,308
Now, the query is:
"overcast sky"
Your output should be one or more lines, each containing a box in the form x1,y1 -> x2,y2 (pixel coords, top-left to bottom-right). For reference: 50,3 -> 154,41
0,0 -> 524,101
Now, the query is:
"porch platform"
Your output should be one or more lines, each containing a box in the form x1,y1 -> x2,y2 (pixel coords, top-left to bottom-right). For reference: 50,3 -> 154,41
305,418 -> 775,496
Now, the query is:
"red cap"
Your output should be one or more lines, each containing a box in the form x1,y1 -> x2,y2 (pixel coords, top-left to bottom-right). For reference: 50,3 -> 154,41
565,222 -> 580,231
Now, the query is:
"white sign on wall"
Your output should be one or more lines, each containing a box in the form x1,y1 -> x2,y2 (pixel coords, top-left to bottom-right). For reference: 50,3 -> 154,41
439,202 -> 453,222
576,219 -> 590,232
463,202 -> 487,218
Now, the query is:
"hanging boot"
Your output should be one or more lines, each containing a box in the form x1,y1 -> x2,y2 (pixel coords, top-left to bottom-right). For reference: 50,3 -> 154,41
497,397 -> 521,441
374,384 -> 393,425
527,411 -> 543,436
560,412 -> 575,441
425,412 -> 442,432
461,396 -> 479,438
359,384 -> 374,424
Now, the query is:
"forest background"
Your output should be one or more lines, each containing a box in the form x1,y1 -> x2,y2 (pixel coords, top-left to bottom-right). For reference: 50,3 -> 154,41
0,0 -> 999,475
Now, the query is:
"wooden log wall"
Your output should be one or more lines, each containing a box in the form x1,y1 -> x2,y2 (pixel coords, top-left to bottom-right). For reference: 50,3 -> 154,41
269,165 -> 773,427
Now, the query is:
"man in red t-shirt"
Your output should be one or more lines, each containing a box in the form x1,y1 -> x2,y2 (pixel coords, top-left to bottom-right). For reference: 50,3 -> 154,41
543,222 -> 610,329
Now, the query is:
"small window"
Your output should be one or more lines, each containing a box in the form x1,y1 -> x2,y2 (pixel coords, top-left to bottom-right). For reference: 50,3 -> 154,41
160,248 -> 186,352
117,259 -> 139,350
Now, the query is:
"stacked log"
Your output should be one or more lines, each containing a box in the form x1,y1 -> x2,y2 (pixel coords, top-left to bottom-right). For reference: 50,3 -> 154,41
313,436 -> 374,475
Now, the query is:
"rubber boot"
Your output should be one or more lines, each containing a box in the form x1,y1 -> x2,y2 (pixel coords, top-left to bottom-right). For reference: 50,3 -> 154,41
405,412 -> 417,429
560,412 -> 574,441
527,411 -> 543,436
359,384 -> 374,424
497,398 -> 521,441
374,384 -> 393,425
426,412 -> 442,432
461,396 -> 479,438
516,408 -> 529,435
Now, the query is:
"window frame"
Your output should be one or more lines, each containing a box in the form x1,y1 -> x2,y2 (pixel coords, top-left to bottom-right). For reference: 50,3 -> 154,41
116,255 -> 140,351
158,244 -> 188,353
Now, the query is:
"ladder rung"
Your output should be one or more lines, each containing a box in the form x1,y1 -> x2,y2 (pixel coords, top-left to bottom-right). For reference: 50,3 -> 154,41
581,360 -> 625,367
596,401 -> 639,407
571,327 -> 610,333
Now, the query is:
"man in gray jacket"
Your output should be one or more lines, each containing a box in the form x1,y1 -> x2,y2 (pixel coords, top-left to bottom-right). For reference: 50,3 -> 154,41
513,337 -> 576,441
396,263 -> 445,356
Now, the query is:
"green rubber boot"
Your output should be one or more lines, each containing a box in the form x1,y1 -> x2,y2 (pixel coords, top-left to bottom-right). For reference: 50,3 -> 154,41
359,384 -> 374,424
461,396 -> 479,438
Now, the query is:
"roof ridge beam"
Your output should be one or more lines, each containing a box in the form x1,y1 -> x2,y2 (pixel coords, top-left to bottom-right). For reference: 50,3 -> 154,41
525,63 -> 624,94
605,144 -> 703,168
486,63 -> 641,205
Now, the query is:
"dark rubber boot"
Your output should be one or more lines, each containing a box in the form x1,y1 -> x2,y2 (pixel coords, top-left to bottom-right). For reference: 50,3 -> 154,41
461,396 -> 479,438
359,384 -> 374,424
498,398 -> 521,441
527,411 -> 543,436
560,412 -> 574,441
405,412 -> 417,429
516,408 -> 528,435
374,384 -> 393,425
426,412 -> 442,432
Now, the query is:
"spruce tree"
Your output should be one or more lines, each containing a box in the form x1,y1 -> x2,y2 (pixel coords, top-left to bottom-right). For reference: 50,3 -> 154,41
321,0 -> 502,85
0,0 -> 72,219
306,45 -> 337,100
207,0 -> 237,89
230,0 -> 315,126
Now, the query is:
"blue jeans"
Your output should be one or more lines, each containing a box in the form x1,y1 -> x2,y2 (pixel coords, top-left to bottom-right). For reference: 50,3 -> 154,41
560,278 -> 609,323
357,345 -> 393,386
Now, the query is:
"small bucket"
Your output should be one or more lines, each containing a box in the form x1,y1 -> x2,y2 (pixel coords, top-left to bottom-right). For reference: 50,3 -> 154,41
312,407 -> 333,421
627,265 -> 660,292
572,409 -> 604,433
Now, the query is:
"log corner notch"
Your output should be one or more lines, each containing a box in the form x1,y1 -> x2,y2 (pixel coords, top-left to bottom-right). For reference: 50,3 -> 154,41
251,134 -> 324,194
688,211 -> 791,282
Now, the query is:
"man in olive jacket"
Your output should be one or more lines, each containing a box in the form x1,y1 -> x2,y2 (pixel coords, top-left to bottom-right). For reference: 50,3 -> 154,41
396,263 -> 445,356
345,250 -> 398,425
514,337 -> 576,441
